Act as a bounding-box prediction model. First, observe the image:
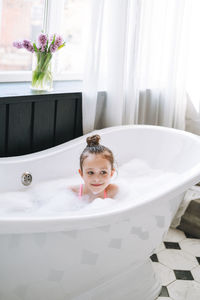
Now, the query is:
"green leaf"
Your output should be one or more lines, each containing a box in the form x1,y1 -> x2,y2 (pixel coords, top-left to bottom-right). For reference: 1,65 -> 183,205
33,43 -> 38,52
57,43 -> 66,50
52,34 -> 56,45
46,40 -> 49,52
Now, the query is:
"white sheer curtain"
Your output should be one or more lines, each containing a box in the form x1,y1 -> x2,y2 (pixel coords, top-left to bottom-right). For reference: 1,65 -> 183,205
82,0 -> 192,134
185,0 -> 200,135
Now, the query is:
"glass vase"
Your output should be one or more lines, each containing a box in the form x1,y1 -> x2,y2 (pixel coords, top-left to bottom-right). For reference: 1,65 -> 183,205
31,52 -> 53,91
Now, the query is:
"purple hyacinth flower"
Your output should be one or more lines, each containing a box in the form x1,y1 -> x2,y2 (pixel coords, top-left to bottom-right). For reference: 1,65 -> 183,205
13,41 -> 23,49
38,33 -> 47,46
49,34 -> 54,43
50,44 -> 58,53
29,45 -> 35,53
55,35 -> 63,47
40,45 -> 46,52
22,40 -> 32,51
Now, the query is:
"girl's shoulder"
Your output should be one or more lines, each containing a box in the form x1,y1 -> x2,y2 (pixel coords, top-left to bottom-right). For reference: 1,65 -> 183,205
69,185 -> 80,195
106,184 -> 119,198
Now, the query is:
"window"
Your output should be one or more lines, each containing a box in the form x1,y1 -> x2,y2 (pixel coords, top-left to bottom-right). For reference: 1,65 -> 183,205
0,0 -> 44,71
0,0 -> 90,82
59,0 -> 90,75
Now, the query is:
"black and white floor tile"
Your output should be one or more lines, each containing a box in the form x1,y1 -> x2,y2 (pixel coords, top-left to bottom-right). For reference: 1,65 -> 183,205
151,228 -> 200,300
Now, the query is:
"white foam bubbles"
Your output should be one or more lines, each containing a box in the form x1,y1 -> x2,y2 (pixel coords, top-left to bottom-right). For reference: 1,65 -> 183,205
0,159 -> 180,218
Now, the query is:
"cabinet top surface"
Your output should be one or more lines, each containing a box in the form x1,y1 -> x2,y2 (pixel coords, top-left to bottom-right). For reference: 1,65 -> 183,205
0,81 -> 82,99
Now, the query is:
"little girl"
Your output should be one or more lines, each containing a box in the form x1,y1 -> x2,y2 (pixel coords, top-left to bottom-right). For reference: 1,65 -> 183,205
70,134 -> 118,201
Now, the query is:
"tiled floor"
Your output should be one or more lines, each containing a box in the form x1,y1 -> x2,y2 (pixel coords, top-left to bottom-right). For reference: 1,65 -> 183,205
151,228 -> 200,300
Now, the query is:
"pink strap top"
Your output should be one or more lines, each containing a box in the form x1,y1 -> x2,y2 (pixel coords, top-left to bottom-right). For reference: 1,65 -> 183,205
79,184 -> 107,199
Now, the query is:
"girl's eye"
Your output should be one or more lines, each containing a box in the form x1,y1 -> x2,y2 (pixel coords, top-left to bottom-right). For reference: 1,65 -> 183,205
88,171 -> 94,175
100,171 -> 107,175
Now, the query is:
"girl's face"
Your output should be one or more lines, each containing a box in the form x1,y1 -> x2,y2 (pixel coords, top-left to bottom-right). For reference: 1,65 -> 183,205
79,153 -> 115,195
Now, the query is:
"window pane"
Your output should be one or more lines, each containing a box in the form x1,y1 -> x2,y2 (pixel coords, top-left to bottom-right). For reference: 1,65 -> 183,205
0,0 -> 44,71
58,0 -> 90,74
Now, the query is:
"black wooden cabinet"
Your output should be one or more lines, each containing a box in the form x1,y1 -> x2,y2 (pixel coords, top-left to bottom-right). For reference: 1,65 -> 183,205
0,82 -> 83,157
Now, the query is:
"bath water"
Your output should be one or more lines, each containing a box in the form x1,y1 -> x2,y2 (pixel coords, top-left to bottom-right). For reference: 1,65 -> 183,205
0,159 -> 180,218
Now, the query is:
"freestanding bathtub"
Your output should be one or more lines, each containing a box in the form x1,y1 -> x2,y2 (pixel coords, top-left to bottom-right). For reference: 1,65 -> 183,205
1,125 -> 200,300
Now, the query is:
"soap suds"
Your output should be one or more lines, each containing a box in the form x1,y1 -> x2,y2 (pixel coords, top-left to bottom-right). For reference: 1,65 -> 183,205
0,159 -> 179,218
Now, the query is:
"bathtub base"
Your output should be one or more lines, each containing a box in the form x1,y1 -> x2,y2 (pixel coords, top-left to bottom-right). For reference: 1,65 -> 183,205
73,259 -> 161,300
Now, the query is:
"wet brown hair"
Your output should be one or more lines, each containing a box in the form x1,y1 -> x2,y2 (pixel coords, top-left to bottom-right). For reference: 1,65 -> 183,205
80,134 -> 114,171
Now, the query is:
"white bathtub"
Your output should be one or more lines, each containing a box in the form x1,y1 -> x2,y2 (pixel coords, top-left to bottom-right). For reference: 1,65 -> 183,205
1,125 -> 200,300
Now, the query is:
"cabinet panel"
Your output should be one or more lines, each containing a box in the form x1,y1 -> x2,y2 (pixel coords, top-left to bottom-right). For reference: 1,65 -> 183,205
7,102 -> 32,156
54,96 -> 76,145
0,104 -> 6,156
75,96 -> 83,137
32,99 -> 55,152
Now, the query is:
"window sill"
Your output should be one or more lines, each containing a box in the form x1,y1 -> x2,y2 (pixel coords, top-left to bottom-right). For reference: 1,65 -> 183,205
0,71 -> 83,83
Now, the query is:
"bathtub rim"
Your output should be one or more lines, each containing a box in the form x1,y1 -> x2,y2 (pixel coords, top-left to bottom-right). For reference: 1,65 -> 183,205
0,124 -> 200,163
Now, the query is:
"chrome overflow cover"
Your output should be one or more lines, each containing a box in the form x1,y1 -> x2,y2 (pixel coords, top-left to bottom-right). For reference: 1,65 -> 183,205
21,172 -> 32,186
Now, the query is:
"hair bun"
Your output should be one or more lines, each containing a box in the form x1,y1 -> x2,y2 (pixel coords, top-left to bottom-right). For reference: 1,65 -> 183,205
86,134 -> 101,147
